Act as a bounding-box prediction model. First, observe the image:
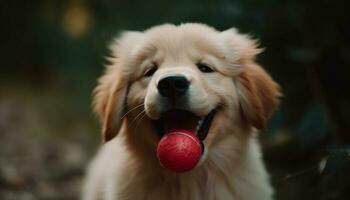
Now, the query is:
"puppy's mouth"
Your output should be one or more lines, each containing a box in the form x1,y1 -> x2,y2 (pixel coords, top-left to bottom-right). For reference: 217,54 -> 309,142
153,109 -> 216,143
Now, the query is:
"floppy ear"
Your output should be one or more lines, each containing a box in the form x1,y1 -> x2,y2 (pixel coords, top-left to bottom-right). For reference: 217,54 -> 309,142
237,64 -> 281,129
222,28 -> 281,129
93,64 -> 128,143
93,32 -> 142,142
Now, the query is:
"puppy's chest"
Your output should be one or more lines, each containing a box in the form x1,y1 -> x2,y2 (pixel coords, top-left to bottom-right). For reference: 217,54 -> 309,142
146,184 -> 234,200
120,175 -> 235,200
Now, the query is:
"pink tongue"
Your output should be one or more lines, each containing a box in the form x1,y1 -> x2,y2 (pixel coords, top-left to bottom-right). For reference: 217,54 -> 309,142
163,110 -> 198,134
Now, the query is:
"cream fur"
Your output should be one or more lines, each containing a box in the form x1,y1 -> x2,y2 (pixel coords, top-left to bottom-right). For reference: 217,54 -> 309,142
82,23 -> 280,200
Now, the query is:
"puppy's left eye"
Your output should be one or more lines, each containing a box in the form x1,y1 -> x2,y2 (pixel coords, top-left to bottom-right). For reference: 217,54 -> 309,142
144,64 -> 158,77
197,63 -> 214,73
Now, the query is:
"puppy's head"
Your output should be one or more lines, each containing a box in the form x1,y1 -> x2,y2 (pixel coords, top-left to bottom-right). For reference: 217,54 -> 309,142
93,23 -> 280,157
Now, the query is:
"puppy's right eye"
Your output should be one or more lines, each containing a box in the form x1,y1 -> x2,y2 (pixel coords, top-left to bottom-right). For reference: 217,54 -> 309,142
197,62 -> 214,73
144,64 -> 158,77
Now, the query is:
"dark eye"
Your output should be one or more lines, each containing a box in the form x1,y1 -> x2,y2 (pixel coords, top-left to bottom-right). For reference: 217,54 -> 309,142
144,64 -> 158,77
197,63 -> 214,73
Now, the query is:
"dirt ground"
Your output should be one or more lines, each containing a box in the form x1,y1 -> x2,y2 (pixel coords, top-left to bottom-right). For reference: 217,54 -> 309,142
0,86 -> 99,200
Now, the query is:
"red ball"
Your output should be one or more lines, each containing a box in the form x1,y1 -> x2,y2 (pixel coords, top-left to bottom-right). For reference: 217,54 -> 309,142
156,130 -> 202,173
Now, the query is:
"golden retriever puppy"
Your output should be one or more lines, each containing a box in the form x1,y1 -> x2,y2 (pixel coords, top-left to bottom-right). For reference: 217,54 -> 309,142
82,23 -> 281,200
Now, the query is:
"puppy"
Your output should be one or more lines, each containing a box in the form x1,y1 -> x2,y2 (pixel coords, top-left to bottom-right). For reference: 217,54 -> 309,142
82,23 -> 281,200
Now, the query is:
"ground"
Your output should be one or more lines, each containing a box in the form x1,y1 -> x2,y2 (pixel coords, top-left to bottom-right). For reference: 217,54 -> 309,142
0,85 -> 98,200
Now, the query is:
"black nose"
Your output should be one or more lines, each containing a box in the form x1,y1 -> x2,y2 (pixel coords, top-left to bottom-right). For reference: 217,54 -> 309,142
157,75 -> 189,97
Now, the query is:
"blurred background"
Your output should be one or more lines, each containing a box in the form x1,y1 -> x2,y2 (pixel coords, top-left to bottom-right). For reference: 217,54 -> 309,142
0,0 -> 349,199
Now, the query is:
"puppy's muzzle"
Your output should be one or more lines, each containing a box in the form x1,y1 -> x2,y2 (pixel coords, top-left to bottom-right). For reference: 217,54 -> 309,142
157,75 -> 189,98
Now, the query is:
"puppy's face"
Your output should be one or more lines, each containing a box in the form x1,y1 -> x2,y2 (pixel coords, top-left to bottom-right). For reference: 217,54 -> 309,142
93,24 -> 280,157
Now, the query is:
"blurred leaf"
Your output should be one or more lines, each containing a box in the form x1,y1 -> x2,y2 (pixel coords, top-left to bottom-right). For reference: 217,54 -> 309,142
319,148 -> 350,199
296,104 -> 328,146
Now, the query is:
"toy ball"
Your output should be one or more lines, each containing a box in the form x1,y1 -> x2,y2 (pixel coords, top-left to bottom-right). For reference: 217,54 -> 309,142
156,130 -> 202,172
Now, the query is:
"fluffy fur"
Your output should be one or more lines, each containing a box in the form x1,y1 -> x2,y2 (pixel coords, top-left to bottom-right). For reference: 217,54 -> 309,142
82,23 -> 281,200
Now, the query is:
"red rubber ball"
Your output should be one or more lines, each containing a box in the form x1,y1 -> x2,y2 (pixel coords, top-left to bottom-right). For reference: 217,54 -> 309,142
156,130 -> 202,173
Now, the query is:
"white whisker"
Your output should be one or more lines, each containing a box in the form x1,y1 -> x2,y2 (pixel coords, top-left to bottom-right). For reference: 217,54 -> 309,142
129,109 -> 146,127
121,103 -> 144,119
134,112 -> 147,133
